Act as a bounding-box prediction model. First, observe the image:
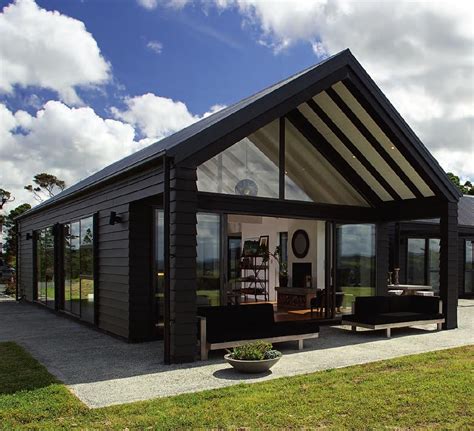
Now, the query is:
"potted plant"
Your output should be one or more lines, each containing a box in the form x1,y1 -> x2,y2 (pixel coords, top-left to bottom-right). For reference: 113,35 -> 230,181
224,341 -> 282,373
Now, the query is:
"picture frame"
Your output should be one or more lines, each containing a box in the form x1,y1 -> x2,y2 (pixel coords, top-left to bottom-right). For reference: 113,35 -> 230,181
258,235 -> 269,253
242,239 -> 260,256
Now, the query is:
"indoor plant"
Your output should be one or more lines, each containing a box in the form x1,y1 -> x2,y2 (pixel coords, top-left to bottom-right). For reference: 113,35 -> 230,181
224,341 -> 282,373
272,246 -> 288,287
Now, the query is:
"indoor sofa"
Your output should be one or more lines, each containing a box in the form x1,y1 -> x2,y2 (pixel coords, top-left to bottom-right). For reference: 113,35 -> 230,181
197,303 -> 320,360
342,295 -> 444,338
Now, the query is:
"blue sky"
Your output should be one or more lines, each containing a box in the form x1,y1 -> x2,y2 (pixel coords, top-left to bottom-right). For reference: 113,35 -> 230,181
0,0 -> 472,206
2,0 -> 320,120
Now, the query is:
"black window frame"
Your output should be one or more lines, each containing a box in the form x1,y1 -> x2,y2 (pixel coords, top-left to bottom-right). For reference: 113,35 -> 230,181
405,236 -> 440,292
62,214 -> 97,324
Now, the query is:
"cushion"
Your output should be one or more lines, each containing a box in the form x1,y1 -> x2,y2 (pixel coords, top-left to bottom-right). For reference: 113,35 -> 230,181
354,296 -> 390,316
199,303 -> 275,342
344,312 -> 443,326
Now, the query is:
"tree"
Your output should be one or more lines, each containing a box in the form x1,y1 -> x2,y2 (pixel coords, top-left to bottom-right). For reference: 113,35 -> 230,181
2,203 -> 31,265
0,188 -> 14,210
24,173 -> 66,202
446,172 -> 474,195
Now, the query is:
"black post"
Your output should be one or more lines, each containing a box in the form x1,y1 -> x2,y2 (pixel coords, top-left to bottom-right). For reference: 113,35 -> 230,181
163,156 -> 171,364
440,201 -> 458,329
15,221 -> 19,301
168,162 -> 198,363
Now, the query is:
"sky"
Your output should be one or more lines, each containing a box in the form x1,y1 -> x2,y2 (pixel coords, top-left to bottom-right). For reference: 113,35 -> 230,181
0,0 -> 473,209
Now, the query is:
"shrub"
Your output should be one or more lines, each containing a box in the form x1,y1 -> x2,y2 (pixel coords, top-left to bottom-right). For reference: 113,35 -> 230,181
228,341 -> 281,361
4,279 -> 16,295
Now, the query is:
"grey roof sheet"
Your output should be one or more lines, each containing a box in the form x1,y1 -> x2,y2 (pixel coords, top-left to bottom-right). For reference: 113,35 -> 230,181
458,195 -> 474,227
413,195 -> 474,227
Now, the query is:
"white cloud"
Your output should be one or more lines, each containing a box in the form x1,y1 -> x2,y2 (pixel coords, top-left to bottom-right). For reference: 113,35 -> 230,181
137,0 -> 158,10
0,0 -> 111,105
204,0 -> 474,179
0,96 -> 226,206
137,0 -> 190,10
0,101 -> 145,206
111,93 -> 226,141
146,40 -> 163,54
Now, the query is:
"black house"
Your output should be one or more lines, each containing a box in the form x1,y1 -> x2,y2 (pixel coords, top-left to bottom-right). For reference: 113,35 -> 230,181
16,50 -> 463,363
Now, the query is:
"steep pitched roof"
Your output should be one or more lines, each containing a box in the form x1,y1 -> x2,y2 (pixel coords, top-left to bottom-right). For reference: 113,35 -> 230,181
19,49 -> 461,218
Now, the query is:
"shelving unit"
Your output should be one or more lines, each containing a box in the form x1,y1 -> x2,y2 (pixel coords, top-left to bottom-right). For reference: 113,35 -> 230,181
239,254 -> 269,301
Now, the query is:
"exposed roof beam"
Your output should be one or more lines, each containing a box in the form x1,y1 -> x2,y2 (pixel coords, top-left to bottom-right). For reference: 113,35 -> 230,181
306,99 -> 402,201
197,192 -> 376,222
325,87 -> 425,200
287,109 -> 383,208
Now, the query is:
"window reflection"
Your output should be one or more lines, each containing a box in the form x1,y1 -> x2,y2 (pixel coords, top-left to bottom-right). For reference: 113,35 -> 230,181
36,227 -> 55,309
197,213 -> 221,306
407,238 -> 426,285
336,224 -> 375,313
464,240 -> 473,294
197,120 -> 279,198
154,209 -> 165,337
63,217 -> 94,323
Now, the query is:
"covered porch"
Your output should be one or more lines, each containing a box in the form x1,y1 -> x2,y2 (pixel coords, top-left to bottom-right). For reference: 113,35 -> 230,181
152,50 -> 461,363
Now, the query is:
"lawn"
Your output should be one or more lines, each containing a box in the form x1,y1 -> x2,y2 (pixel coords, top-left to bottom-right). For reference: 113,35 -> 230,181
0,342 -> 472,430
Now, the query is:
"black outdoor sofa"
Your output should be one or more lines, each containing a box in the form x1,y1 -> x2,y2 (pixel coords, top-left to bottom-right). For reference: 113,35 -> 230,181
342,295 -> 445,338
197,303 -> 320,360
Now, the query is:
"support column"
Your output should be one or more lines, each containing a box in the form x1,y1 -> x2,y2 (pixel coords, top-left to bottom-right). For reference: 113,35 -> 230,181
440,201 -> 458,329
376,222 -> 389,296
168,164 -> 198,363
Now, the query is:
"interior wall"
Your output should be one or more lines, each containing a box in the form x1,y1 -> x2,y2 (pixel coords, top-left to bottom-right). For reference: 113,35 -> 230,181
234,216 -> 326,300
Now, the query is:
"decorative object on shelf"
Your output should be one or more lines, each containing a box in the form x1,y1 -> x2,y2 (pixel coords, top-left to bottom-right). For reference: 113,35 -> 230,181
235,179 -> 258,196
242,239 -> 260,256
393,268 -> 400,285
258,235 -> 269,253
292,229 -> 310,259
305,275 -> 312,288
387,271 -> 393,285
224,341 -> 281,374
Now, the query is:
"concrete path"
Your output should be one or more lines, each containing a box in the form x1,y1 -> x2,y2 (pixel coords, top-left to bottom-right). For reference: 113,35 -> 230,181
1,297 -> 472,408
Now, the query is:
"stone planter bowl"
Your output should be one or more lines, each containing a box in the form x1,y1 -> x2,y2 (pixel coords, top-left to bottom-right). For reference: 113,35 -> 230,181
224,354 -> 281,374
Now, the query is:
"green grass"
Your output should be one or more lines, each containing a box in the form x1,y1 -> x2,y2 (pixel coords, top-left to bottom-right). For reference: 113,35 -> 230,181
0,342 -> 473,430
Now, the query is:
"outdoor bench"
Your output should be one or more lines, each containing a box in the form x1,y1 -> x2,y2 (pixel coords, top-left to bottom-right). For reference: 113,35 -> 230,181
342,295 -> 445,338
197,303 -> 320,360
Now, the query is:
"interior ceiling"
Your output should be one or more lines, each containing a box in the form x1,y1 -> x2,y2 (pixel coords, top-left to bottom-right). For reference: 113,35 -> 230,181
198,78 -> 436,208
291,80 -> 435,206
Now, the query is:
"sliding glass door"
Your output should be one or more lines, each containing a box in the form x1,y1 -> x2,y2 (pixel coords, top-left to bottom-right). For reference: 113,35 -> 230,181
465,240 -> 474,297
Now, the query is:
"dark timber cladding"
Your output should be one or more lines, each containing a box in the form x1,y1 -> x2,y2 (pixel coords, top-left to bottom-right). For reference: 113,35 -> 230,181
440,202 -> 458,329
14,49 -> 463,362
17,163 -> 164,339
168,164 -> 198,363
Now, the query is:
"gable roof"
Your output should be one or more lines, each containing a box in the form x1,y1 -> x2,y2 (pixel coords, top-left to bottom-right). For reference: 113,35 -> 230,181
19,49 -> 461,218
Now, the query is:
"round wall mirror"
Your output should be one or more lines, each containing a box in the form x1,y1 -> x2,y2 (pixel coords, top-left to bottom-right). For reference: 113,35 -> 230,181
292,229 -> 309,258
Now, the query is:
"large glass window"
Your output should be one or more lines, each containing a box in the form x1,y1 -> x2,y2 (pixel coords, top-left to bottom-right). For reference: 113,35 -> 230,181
406,237 -> 440,293
196,213 -> 221,306
154,209 -> 165,336
197,120 -> 279,198
428,239 -> 440,294
36,227 -> 55,309
407,238 -> 426,285
336,224 -> 375,312
64,216 -> 94,323
465,240 -> 474,295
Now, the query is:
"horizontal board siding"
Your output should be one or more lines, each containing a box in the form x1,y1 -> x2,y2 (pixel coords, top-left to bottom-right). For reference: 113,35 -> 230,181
17,164 -> 164,340
128,201 -> 154,341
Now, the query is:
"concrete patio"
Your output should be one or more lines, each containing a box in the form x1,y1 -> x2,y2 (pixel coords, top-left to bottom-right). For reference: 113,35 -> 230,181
1,296 -> 472,408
